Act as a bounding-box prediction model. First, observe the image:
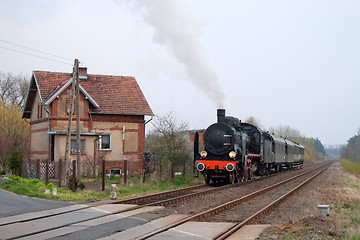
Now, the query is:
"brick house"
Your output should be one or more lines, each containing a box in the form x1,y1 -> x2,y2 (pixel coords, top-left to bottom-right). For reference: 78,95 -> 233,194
22,67 -> 153,177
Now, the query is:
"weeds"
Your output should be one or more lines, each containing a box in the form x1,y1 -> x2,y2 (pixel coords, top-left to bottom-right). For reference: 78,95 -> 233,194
341,159 -> 360,176
0,174 -> 201,201
341,233 -> 360,240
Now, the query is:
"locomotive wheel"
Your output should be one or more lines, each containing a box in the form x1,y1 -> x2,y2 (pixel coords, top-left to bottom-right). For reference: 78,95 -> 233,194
243,168 -> 249,181
229,171 -> 235,185
235,171 -> 241,183
248,168 -> 252,180
205,173 -> 210,184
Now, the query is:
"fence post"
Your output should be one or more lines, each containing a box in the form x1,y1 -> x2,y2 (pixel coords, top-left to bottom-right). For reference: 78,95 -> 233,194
170,160 -> 174,180
27,158 -> 31,179
72,160 -> 76,192
58,159 -> 62,188
45,158 -> 49,185
36,159 -> 40,179
102,156 -> 105,191
123,160 -> 127,185
182,160 -> 186,176
159,160 -> 162,181
142,169 -> 146,183
142,154 -> 146,183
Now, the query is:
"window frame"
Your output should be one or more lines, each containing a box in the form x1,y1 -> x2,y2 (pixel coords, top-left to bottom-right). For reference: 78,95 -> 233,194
100,134 -> 111,150
70,139 -> 86,154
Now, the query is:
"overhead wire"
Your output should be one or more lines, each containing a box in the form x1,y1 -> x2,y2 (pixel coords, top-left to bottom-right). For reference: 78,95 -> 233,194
0,39 -> 74,66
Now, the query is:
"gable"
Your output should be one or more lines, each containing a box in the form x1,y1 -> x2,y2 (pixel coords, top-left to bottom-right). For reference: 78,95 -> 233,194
44,78 -> 99,108
21,70 -> 153,119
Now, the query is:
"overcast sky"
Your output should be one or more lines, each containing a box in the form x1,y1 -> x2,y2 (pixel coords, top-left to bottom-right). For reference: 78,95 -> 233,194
1,0 -> 359,146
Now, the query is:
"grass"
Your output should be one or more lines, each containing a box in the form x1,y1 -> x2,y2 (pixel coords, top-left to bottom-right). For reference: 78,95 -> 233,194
341,159 -> 360,176
0,174 -> 201,202
0,175 -> 108,201
341,234 -> 360,240
340,160 -> 360,240
346,202 -> 360,224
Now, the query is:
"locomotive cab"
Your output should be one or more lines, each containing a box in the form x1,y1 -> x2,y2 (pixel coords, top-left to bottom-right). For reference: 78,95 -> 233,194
194,109 -> 244,184
194,109 -> 305,184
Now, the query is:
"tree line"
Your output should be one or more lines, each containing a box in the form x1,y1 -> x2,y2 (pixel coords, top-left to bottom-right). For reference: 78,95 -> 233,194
248,117 -> 326,162
341,129 -> 360,163
0,71 -> 30,174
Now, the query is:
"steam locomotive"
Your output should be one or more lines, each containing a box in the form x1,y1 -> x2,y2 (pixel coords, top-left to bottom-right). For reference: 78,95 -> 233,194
194,109 -> 304,184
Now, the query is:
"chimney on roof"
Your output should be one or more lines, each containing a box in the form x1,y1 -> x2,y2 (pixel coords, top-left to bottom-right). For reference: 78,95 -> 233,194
79,67 -> 88,80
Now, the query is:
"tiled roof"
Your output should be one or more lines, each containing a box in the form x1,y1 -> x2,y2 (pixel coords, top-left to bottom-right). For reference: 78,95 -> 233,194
28,70 -> 153,116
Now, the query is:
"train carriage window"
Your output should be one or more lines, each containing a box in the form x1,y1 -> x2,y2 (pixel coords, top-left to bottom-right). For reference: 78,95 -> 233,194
253,132 -> 260,143
272,142 -> 275,153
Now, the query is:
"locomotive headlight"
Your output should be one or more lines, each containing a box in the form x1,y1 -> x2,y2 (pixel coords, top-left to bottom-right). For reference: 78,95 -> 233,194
196,162 -> 205,171
229,151 -> 237,159
200,151 -> 207,158
226,163 -> 235,171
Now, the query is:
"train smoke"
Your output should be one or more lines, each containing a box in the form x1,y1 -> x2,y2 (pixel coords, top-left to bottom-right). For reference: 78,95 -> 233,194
125,0 -> 227,108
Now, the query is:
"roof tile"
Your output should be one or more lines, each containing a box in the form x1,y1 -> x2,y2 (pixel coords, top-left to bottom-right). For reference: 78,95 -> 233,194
33,70 -> 153,116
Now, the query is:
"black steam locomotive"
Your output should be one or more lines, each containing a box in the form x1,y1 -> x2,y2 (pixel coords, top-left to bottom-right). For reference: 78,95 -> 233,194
194,109 -> 304,184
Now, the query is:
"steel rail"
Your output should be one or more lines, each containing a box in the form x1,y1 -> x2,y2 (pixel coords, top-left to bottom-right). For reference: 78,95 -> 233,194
2,163 -> 327,239
1,162 -> 318,227
214,162 -> 332,240
0,184 -> 207,227
134,163 -> 330,240
115,183 -> 207,204
1,184 -> 223,239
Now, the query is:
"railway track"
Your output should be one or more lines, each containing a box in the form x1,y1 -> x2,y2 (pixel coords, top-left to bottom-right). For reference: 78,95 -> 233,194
0,162 -> 331,240
0,183 -> 207,228
0,181 -> 233,239
214,163 -> 333,240
134,161 -> 333,239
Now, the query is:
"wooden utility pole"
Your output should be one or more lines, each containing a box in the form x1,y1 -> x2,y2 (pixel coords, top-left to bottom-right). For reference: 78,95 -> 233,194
75,60 -> 81,181
62,59 -> 78,186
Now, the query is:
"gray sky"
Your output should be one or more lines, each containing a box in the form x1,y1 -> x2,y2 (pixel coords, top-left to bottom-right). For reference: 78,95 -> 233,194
1,0 -> 359,146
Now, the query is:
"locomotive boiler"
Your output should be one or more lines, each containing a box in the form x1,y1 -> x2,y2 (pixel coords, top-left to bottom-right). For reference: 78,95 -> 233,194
194,109 -> 304,184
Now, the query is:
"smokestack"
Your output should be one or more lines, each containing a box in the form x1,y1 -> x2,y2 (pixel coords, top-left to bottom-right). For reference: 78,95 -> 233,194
217,109 -> 225,123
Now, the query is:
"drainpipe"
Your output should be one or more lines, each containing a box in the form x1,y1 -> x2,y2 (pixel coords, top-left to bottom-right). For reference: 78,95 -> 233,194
42,102 -> 51,185
93,135 -> 102,178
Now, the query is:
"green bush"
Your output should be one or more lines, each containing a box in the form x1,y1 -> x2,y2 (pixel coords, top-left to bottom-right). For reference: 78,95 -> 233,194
67,177 -> 78,190
341,159 -> 360,175
46,182 -> 56,190
79,182 -> 85,190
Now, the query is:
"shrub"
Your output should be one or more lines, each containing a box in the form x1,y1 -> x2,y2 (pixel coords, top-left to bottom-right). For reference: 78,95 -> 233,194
341,159 -> 360,175
46,182 -> 56,190
67,177 -> 78,190
79,182 -> 85,190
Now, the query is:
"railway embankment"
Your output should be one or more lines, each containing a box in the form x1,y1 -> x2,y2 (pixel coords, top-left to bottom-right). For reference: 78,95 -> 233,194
258,161 -> 360,239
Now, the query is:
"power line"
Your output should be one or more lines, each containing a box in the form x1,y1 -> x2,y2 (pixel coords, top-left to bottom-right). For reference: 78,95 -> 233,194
0,39 -> 73,62
0,45 -> 73,66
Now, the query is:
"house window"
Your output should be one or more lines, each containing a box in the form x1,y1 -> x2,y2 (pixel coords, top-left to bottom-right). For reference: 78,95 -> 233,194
100,134 -> 111,150
66,101 -> 75,115
37,103 -> 43,119
71,139 -> 85,154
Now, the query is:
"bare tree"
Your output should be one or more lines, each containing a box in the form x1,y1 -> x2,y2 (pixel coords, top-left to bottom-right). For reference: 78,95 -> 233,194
268,125 -> 301,139
244,116 -> 262,128
0,71 -> 29,109
146,112 -> 192,180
